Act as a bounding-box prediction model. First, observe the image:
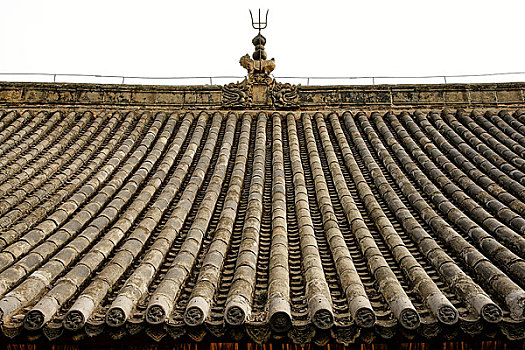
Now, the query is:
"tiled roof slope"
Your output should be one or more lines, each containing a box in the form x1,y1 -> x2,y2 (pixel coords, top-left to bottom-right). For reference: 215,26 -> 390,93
0,108 -> 523,344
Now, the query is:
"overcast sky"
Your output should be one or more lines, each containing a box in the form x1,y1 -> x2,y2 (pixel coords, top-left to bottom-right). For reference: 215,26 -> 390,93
1,0 -> 524,85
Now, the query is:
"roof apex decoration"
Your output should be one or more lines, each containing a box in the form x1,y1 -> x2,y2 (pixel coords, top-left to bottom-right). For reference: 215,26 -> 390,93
222,11 -> 299,110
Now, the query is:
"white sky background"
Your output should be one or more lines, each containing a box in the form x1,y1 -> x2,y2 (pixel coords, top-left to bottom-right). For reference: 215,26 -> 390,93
1,0 -> 525,86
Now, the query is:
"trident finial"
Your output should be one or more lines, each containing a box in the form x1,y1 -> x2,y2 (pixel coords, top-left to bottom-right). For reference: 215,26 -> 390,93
249,9 -> 269,34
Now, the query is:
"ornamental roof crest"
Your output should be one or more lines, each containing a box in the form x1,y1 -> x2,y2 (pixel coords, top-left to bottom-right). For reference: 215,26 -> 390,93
222,10 -> 299,109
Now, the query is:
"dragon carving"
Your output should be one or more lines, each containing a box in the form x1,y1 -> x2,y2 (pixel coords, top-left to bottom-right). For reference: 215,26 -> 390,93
271,81 -> 299,108
222,79 -> 252,108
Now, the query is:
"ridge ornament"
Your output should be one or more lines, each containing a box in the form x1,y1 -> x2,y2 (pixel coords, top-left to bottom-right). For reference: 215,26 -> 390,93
222,10 -> 299,109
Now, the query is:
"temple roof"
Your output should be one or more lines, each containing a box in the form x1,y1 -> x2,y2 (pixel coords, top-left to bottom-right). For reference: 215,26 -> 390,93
0,82 -> 524,344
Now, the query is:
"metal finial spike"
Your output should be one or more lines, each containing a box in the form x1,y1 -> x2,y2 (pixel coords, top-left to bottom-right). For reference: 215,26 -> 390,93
249,9 -> 269,33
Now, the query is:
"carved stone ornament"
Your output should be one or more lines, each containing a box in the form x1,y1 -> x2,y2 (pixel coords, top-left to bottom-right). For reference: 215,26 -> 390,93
222,34 -> 299,109
223,78 -> 252,108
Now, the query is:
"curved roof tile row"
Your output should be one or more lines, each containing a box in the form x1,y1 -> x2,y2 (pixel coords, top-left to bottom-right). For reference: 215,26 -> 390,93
0,109 -> 523,344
